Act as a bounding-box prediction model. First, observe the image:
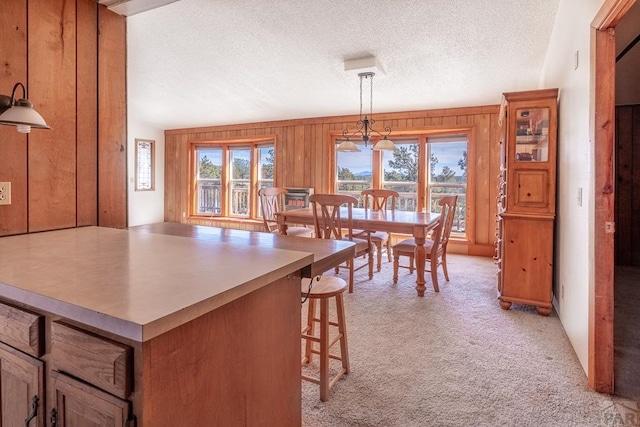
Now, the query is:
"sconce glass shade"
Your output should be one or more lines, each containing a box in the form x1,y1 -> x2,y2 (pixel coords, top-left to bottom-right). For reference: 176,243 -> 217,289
372,137 -> 396,151
0,99 -> 50,134
335,140 -> 361,152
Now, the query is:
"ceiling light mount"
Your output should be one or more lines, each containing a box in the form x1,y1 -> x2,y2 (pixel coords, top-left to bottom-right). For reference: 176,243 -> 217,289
337,71 -> 395,152
0,82 -> 50,133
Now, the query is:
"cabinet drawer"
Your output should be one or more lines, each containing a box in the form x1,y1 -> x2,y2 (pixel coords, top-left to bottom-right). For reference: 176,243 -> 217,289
51,322 -> 132,399
0,301 -> 44,357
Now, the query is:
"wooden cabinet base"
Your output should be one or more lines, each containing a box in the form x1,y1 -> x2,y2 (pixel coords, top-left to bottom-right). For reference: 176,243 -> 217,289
498,215 -> 554,316
140,275 -> 302,426
498,297 -> 552,316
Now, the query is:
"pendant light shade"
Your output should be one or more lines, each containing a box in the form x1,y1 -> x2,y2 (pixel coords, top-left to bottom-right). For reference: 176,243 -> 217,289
335,140 -> 361,152
372,137 -> 396,151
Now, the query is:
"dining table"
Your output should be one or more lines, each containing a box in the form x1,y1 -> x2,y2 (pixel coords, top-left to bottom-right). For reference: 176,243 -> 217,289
277,207 -> 441,297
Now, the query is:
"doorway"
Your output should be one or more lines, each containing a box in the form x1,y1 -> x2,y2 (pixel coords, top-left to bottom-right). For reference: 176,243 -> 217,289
613,1 -> 640,400
592,0 -> 638,395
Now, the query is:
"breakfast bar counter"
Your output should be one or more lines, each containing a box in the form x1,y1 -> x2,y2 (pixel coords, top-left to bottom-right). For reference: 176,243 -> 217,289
0,225 -> 354,426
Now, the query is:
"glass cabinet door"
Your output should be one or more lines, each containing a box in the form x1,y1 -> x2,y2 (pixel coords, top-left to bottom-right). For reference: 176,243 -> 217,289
514,107 -> 550,162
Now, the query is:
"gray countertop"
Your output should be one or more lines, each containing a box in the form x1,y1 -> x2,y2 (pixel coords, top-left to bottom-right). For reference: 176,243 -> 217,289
0,226 -> 316,342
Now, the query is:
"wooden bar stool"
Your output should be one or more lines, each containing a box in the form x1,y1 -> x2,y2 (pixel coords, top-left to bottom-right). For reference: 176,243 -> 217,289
301,275 -> 350,402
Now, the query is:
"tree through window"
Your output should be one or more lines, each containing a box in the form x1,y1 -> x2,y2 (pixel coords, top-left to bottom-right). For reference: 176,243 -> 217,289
192,140 -> 274,218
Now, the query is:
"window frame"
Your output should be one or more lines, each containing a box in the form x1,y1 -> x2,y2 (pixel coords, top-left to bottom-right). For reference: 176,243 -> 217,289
189,137 -> 275,219
332,128 -> 474,240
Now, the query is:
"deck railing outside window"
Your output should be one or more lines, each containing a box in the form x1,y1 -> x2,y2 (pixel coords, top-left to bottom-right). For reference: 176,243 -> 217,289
197,181 -> 222,214
338,182 -> 466,233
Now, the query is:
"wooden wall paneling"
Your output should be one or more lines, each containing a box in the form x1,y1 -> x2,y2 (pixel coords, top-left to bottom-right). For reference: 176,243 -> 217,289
442,116 -> 458,126
616,106 -> 633,265
412,117 -> 425,127
632,106 -> 640,265
474,114 -> 491,245
28,0 -> 77,232
321,123 -> 331,193
97,6 -> 127,228
293,125 -> 305,185
306,124 -> 314,189
489,111 -> 501,245
274,127 -> 285,186
76,0 -> 98,227
181,134 -> 191,222
285,126 -> 295,186
0,0 -> 28,236
303,124 -> 313,188
163,136 -> 177,221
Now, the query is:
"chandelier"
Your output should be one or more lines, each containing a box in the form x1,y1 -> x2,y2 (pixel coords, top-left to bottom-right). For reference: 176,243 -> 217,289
336,72 -> 396,152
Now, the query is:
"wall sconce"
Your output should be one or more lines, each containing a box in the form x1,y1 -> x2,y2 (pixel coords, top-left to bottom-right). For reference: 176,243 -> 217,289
0,83 -> 50,133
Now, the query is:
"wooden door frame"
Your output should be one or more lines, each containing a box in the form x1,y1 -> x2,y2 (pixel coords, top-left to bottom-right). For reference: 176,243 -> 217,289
590,0 -> 636,393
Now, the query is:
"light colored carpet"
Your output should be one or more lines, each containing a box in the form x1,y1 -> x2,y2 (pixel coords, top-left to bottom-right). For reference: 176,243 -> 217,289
301,254 -> 634,427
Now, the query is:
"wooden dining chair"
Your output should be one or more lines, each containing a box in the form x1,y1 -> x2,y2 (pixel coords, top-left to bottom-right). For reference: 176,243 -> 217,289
392,195 -> 458,292
258,187 -> 313,237
360,189 -> 399,272
309,194 -> 374,293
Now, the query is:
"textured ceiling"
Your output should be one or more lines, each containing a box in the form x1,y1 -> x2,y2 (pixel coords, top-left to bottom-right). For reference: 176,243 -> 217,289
126,0 -> 560,130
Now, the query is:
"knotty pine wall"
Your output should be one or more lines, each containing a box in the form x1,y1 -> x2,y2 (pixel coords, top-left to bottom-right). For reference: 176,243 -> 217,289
0,0 -> 127,236
615,105 -> 640,266
165,105 -> 501,256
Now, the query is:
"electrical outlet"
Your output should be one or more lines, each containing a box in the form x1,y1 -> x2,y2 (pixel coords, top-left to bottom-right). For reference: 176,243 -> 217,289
0,182 -> 11,206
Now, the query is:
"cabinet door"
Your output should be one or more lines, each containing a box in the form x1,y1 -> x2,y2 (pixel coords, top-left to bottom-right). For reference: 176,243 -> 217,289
51,371 -> 131,427
0,343 -> 44,427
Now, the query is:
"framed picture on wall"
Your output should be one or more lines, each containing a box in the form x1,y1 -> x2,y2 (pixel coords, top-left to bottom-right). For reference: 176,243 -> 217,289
135,138 -> 155,191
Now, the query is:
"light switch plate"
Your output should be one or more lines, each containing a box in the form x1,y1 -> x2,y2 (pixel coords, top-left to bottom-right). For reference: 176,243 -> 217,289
0,182 -> 11,205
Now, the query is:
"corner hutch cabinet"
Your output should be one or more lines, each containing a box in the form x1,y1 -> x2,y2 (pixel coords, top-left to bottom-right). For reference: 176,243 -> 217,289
496,88 -> 558,316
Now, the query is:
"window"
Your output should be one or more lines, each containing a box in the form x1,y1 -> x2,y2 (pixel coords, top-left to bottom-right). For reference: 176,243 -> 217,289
335,133 -> 468,235
134,138 -> 155,191
382,138 -> 419,212
427,136 -> 467,234
230,148 -> 250,215
335,143 -> 372,205
258,146 -> 275,189
192,139 -> 275,218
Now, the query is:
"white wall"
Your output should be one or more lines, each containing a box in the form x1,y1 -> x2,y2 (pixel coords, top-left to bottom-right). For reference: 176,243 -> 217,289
127,119 -> 165,227
539,0 -> 605,373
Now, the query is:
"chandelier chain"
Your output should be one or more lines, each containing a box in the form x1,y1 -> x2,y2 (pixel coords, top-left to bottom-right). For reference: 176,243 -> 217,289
359,74 -> 364,118
369,74 -> 373,116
